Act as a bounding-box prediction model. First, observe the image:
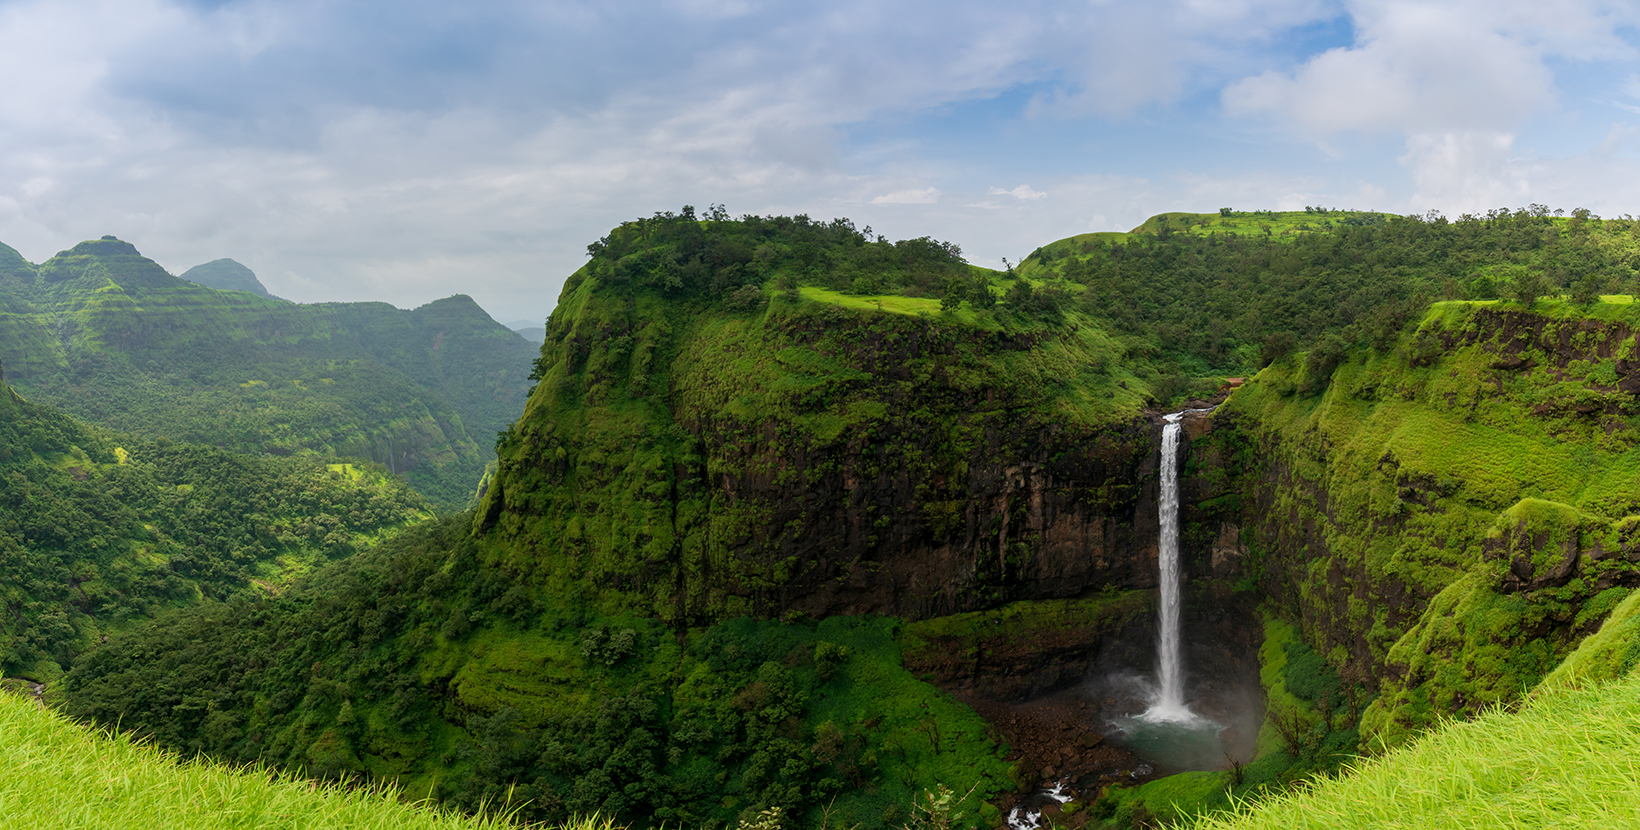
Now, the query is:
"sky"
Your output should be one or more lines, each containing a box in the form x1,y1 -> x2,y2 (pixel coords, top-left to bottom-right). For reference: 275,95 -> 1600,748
4,1 -> 1640,324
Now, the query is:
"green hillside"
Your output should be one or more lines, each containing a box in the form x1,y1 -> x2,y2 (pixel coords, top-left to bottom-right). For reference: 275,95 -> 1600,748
49,207 -> 1640,830
0,687 -> 515,830
1194,604 -> 1640,830
0,365 -> 431,681
1216,297 -> 1640,748
0,237 -> 537,506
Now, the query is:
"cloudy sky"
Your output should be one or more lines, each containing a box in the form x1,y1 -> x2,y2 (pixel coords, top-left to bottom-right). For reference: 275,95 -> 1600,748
4,0 -> 1640,323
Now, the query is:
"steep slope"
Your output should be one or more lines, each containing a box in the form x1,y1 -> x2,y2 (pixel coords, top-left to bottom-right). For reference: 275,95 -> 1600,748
0,689 -> 512,830
478,210 -> 1169,622
62,211 -> 1170,830
179,258 -> 277,298
1211,298 -> 1640,747
0,237 -> 537,506
0,364 -> 432,681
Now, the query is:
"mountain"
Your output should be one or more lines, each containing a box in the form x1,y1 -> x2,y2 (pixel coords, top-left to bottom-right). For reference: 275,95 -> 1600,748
0,237 -> 538,507
55,208 -> 1640,830
179,257 -> 278,299
0,363 -> 431,682
503,318 -> 546,344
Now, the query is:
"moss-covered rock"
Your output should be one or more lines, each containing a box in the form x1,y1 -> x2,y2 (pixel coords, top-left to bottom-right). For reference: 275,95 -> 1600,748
1218,299 -> 1640,749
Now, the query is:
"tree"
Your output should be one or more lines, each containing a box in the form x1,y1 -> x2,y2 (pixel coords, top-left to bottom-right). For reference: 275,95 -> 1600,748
1467,273 -> 1498,300
1003,278 -> 1034,309
727,284 -> 766,311
968,275 -> 996,309
1261,332 -> 1296,367
1513,272 -> 1546,308
1571,272 -> 1604,306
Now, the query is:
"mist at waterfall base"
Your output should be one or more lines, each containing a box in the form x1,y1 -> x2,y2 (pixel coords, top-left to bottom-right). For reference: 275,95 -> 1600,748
1098,410 -> 1260,774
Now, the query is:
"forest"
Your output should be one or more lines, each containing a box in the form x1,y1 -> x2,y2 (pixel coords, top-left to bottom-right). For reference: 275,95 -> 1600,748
0,363 -> 429,681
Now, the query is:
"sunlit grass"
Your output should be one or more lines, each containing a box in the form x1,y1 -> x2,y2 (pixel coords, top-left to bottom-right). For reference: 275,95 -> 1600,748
795,286 -> 947,317
0,692 -> 543,830
1194,671 -> 1640,829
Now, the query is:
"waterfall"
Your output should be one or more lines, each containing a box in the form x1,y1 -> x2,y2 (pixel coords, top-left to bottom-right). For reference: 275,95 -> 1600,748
1144,411 -> 1196,723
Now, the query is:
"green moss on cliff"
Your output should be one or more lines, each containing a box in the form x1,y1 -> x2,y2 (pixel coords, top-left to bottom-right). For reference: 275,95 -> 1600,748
1536,587 -> 1640,692
1222,298 -> 1640,749
483,212 -> 1161,625
899,591 -> 1149,672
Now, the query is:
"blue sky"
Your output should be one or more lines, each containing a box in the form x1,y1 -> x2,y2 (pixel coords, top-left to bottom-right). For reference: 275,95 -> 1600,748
3,0 -> 1640,323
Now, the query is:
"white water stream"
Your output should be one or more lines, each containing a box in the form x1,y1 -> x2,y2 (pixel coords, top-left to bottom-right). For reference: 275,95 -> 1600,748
1142,411 -> 1198,724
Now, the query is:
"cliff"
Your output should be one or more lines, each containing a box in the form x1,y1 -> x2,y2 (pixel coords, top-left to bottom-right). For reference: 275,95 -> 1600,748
59,211 -> 1640,830
479,252 -> 1179,622
1212,299 -> 1640,746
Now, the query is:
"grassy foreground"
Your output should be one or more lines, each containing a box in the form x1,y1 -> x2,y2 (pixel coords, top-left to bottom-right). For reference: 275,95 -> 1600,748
0,691 -> 522,830
1195,670 -> 1640,830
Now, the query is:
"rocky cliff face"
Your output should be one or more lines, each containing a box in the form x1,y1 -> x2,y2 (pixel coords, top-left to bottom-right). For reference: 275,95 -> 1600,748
480,274 -> 1214,623
1211,300 -> 1640,745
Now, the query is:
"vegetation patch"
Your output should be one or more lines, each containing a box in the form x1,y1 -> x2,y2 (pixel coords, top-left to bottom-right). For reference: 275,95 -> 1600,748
0,689 -> 517,830
1194,670 -> 1640,830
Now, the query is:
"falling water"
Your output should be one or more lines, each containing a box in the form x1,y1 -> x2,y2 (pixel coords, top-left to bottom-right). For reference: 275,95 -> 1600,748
1144,411 -> 1195,723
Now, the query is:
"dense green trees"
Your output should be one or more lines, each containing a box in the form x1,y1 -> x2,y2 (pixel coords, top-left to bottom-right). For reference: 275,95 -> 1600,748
1025,207 -> 1640,380
0,378 -> 429,679
62,516 -> 1010,830
582,209 -> 968,302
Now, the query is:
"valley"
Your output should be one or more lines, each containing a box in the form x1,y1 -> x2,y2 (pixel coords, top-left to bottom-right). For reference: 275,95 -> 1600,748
5,206 -> 1640,830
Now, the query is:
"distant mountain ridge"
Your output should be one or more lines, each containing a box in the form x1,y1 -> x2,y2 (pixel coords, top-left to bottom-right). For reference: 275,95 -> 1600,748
179,257 -> 279,299
502,318 -> 546,344
0,236 -> 538,507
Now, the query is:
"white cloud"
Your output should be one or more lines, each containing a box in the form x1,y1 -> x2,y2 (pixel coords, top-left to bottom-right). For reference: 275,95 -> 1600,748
871,187 -> 941,205
988,184 -> 1047,200
1218,1 -> 1640,227
0,0 -> 1636,324
1223,2 -> 1565,135
1223,1 -> 1640,137
1400,131 -> 1528,213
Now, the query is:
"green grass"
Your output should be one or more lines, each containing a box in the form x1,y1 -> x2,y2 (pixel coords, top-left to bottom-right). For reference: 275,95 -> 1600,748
1194,671 -> 1640,830
796,286 -> 946,317
1537,588 -> 1640,693
0,691 -> 527,830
